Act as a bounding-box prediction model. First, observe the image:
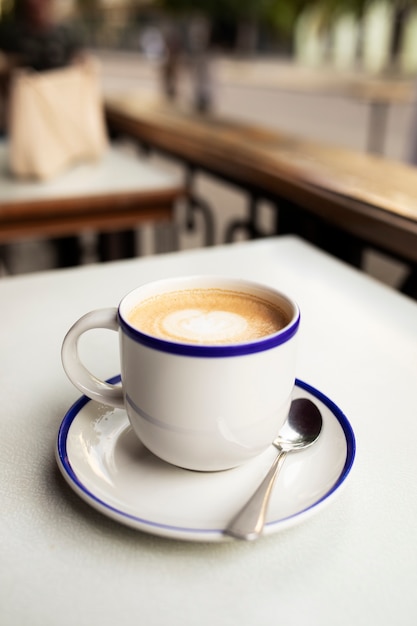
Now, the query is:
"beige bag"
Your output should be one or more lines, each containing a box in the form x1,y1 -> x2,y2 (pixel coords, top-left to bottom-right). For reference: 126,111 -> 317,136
8,58 -> 108,180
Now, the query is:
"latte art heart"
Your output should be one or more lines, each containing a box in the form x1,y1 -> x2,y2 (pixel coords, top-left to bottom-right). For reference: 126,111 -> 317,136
162,309 -> 248,343
127,288 -> 289,345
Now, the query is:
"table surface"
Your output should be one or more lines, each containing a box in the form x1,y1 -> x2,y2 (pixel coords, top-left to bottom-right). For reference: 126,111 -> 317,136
1,236 -> 417,626
0,141 -> 183,244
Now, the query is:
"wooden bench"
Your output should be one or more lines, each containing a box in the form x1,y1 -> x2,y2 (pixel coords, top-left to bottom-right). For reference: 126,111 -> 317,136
0,141 -> 184,261
105,94 -> 417,294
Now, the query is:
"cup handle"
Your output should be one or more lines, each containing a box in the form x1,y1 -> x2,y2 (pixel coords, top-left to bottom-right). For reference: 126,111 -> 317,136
61,308 -> 124,408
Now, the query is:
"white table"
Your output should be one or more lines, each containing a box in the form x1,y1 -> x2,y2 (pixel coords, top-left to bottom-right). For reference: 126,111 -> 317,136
0,141 -> 183,246
1,236 -> 416,626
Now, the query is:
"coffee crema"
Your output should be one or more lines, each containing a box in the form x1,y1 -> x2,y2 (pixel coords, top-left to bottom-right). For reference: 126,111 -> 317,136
127,288 -> 289,345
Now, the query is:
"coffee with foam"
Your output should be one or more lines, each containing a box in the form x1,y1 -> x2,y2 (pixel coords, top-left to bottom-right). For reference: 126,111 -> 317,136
127,288 -> 289,345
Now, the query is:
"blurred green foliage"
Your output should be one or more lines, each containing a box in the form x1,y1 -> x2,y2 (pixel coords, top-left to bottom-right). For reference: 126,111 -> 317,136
1,0 -> 416,43
156,0 -> 417,33
0,0 -> 15,20
156,0 -> 307,32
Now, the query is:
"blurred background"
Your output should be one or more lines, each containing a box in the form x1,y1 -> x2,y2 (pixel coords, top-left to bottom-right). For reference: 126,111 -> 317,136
3,0 -> 414,75
1,0 -> 417,288
3,0 -> 412,79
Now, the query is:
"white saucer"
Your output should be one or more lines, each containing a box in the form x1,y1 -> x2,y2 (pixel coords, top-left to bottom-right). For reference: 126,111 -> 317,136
56,377 -> 355,542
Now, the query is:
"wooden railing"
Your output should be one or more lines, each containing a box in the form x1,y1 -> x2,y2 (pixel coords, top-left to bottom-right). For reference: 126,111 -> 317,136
105,94 -> 417,297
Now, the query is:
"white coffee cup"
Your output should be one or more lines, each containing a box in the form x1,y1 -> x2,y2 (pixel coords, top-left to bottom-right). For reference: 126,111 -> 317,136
61,275 -> 300,471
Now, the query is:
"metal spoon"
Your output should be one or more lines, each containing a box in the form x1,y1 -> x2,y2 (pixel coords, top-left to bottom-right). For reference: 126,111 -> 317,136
225,398 -> 323,540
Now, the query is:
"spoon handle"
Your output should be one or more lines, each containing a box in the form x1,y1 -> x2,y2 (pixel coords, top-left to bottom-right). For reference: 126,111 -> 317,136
225,448 -> 287,540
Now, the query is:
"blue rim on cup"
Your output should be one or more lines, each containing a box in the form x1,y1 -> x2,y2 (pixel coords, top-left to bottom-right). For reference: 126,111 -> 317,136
118,275 -> 300,357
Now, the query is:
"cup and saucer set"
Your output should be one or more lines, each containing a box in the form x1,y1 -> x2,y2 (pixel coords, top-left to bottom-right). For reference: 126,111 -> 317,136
57,276 -> 356,542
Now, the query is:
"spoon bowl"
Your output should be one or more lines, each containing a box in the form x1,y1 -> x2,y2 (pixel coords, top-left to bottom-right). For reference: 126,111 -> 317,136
275,398 -> 323,451
225,398 -> 323,540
